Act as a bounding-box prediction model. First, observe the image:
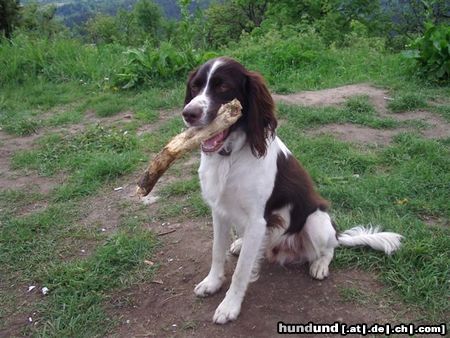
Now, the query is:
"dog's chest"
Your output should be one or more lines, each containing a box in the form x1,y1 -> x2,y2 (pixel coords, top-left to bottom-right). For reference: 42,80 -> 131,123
198,150 -> 277,215
198,155 -> 235,208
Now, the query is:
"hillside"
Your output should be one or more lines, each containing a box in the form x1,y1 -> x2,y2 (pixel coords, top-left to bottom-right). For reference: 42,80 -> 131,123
21,0 -> 213,26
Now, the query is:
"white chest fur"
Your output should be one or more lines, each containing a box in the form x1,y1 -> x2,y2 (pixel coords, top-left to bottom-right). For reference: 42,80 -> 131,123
198,137 -> 286,227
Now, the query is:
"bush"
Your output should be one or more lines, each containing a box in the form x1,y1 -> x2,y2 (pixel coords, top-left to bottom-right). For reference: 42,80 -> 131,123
115,42 -> 217,89
228,27 -> 328,80
404,22 -> 450,83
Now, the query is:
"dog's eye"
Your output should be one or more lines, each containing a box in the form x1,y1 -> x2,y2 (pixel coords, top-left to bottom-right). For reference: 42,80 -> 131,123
217,83 -> 230,93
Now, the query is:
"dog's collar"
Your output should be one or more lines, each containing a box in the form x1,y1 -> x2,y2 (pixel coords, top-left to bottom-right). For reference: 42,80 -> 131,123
218,148 -> 232,156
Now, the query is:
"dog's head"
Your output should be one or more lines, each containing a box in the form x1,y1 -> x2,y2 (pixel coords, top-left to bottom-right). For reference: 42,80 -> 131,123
182,57 -> 277,157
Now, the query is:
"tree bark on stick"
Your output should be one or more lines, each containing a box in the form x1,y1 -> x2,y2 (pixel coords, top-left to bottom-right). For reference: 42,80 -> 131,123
136,99 -> 242,197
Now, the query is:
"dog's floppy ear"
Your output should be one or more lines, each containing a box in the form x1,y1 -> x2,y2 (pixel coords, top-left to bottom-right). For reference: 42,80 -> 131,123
244,71 -> 277,158
184,68 -> 198,105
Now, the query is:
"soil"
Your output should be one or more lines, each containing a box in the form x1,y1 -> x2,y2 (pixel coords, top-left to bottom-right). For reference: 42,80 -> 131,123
1,84 -> 445,337
274,84 -> 450,144
109,221 -> 418,338
273,84 -> 389,113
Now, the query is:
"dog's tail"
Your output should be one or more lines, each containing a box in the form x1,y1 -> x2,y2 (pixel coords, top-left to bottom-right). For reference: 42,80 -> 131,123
337,226 -> 403,255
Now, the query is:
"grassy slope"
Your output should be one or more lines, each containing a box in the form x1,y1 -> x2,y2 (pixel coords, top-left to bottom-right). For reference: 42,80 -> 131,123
0,36 -> 449,335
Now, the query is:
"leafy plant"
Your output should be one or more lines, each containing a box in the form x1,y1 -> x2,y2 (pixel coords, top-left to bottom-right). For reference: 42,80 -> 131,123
116,42 -> 217,89
404,22 -> 450,83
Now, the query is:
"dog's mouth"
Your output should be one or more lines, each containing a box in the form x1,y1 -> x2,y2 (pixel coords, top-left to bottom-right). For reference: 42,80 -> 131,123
201,128 -> 230,153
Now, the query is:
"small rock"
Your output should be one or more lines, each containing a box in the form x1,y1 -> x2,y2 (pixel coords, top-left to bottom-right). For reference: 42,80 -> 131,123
28,286 -> 36,292
42,287 -> 49,295
114,187 -> 124,191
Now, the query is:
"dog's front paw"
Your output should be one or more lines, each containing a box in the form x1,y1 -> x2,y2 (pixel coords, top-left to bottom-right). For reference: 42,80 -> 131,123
194,275 -> 223,297
213,295 -> 242,324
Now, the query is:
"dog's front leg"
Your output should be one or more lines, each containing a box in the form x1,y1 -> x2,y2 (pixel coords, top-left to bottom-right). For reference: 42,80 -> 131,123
213,217 -> 266,324
194,211 -> 230,297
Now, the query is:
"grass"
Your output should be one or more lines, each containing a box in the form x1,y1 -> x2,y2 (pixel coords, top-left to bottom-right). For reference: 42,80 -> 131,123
278,96 -> 399,130
276,130 -> 450,320
38,228 -> 157,337
388,93 -> 428,112
1,32 -> 449,336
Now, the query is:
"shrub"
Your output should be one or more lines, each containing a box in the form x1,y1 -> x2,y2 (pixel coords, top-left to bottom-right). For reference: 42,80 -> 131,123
115,42 -> 217,89
404,22 -> 450,83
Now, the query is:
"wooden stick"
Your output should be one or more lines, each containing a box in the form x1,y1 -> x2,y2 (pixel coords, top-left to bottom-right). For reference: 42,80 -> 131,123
136,99 -> 242,197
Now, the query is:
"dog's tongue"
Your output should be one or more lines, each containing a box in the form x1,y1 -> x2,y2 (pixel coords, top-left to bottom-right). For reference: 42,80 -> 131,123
201,130 -> 227,152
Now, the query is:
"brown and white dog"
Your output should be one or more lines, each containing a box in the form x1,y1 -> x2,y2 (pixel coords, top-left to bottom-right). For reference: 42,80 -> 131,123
182,57 -> 403,324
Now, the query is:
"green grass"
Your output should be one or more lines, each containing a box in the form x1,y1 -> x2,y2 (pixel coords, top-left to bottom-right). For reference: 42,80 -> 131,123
12,125 -> 141,201
388,93 -> 428,112
1,30 -> 449,336
37,228 -> 157,337
276,126 -> 449,320
278,97 -> 398,130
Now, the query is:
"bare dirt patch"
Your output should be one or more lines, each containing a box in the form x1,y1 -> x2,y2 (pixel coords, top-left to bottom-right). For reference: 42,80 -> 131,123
273,84 -> 389,113
0,131 -> 61,195
109,221 -> 418,338
389,111 -> 450,139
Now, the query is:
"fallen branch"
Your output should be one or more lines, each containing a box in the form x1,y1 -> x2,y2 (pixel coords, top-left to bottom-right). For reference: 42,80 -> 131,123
136,99 -> 242,197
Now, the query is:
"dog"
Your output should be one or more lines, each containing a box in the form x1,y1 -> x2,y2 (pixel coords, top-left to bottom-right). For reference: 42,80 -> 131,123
181,57 -> 403,324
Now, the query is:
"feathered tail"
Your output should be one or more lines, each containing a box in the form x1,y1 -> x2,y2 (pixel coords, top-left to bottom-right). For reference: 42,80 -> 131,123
337,226 -> 403,255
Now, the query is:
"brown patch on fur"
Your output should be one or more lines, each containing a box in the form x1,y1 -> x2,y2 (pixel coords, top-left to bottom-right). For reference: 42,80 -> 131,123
264,153 -> 329,235
244,71 -> 277,157
266,213 -> 285,228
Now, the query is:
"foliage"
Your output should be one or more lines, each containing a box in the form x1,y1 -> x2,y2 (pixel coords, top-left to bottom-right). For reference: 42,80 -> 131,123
404,22 -> 450,83
263,0 -> 388,46
19,1 -> 65,37
134,0 -> 163,39
0,33 -> 125,85
0,0 -> 20,39
85,14 -> 121,44
385,0 -> 450,37
202,1 -> 250,48
116,41 -> 217,88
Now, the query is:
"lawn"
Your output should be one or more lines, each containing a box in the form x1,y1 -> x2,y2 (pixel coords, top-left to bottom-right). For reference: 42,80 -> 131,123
0,42 -> 449,336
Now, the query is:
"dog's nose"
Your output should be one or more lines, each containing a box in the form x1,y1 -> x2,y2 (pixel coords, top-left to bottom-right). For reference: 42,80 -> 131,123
182,105 -> 203,125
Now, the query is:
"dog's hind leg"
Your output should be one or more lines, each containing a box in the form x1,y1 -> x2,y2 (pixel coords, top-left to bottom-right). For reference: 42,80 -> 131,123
194,211 -> 231,297
229,237 -> 242,256
302,209 -> 339,280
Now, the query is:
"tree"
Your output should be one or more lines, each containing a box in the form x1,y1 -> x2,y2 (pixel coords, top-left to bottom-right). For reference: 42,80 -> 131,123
204,1 -> 250,48
85,14 -> 120,44
0,0 -> 21,39
134,0 -> 164,41
20,2 -> 63,38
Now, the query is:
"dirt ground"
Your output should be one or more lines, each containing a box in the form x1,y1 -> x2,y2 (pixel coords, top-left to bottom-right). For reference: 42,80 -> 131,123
1,84 -> 447,337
